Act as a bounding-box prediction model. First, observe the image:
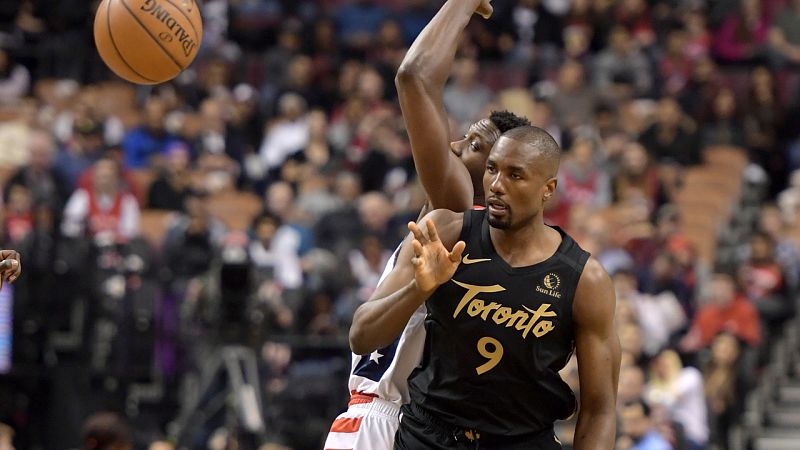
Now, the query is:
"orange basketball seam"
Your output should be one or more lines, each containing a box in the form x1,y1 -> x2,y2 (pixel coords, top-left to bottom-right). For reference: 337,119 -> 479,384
119,0 -> 185,71
106,0 -> 158,83
163,0 -> 201,42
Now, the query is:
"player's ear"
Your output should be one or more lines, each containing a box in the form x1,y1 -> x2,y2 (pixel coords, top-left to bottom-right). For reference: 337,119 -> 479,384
543,177 -> 557,202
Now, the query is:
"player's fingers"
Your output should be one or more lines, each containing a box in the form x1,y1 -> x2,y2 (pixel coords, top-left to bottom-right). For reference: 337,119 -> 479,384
412,239 -> 424,257
2,259 -> 19,283
449,241 -> 467,263
408,222 -> 427,244
425,219 -> 440,242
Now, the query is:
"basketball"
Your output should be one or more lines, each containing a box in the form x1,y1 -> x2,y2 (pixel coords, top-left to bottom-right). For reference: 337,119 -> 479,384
93,0 -> 203,85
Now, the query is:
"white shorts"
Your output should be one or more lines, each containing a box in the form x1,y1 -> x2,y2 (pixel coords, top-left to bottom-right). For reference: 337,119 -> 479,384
323,395 -> 401,450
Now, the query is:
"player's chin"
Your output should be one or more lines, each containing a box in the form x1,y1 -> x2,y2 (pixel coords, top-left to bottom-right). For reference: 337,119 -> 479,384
487,215 -> 511,230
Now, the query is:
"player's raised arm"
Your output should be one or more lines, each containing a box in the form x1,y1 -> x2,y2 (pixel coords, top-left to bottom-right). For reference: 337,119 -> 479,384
349,210 -> 464,355
573,258 -> 620,450
395,0 -> 492,212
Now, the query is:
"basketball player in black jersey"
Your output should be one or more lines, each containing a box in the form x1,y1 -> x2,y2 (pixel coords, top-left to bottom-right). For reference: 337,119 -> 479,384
350,126 -> 620,449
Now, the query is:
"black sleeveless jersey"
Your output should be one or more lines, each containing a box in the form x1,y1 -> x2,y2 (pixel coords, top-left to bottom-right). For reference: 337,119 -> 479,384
407,209 -> 590,436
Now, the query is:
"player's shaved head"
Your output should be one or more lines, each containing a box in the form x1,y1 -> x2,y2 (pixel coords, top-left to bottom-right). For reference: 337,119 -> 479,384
499,126 -> 561,177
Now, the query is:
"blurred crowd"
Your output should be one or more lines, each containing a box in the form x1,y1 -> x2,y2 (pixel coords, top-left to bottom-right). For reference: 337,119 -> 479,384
1,0 -> 800,449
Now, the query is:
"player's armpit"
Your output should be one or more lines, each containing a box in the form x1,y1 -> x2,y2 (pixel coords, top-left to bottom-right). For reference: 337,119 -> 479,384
349,209 -> 463,355
572,258 -> 620,450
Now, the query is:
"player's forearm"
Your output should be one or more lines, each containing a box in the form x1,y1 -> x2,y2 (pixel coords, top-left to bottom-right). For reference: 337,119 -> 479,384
349,280 -> 434,355
573,409 -> 616,450
395,0 -> 481,88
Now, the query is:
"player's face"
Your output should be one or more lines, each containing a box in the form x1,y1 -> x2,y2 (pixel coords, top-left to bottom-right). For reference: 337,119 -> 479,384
483,137 -> 556,230
450,119 -> 500,193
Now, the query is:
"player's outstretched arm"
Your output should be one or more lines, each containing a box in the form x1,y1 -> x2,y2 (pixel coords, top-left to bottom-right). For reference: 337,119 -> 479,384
349,210 -> 464,356
573,258 -> 620,450
395,0 -> 491,212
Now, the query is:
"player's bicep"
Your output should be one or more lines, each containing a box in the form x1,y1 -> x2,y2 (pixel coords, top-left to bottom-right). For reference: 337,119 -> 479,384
396,77 -> 472,211
574,260 -> 620,413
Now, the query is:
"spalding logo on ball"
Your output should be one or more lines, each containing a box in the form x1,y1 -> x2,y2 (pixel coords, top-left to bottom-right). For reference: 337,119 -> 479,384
94,0 -> 203,85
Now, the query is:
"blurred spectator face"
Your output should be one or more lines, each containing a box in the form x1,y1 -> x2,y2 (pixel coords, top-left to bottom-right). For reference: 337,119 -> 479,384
81,412 -> 132,450
609,26 -> 632,54
266,182 -> 295,216
201,98 -> 226,132
621,402 -> 652,439
453,58 -> 479,87
28,130 -> 55,171
564,26 -> 590,58
93,159 -> 120,195
570,138 -> 594,167
742,0 -> 762,17
713,89 -> 736,120
710,273 -> 736,307
692,56 -> 716,83
287,55 -> 313,87
358,192 -> 392,231
613,271 -> 638,298
558,60 -> 585,91
357,68 -> 385,103
621,143 -> 649,174
308,110 -> 328,139
665,29 -> 687,57
619,323 -> 643,357
278,93 -> 307,121
7,185 -> 32,214
378,20 -> 404,48
449,118 -> 501,185
750,234 -> 774,262
361,234 -> 384,266
256,216 -> 279,245
73,119 -> 104,152
166,144 -> 190,175
651,349 -> 681,380
335,172 -> 362,202
711,333 -> 741,366
657,98 -> 682,128
759,205 -> 784,237
618,364 -> 645,404
145,98 -> 167,132
148,442 -> 174,450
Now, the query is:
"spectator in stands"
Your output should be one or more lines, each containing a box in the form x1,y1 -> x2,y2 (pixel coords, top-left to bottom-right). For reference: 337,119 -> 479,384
444,57 -> 493,132
704,332 -> 747,448
658,26 -> 693,97
81,412 -> 132,450
495,0 -> 563,67
680,271 -> 761,351
148,441 -> 173,450
557,136 -> 612,213
614,0 -> 655,48
264,181 -> 314,255
147,142 -> 192,211
745,66 -> 785,186
347,233 -> 391,303
548,60 -> 597,131
0,47 -> 29,104
683,9 -> 712,61
55,118 -> 106,189
7,129 -> 69,211
618,364 -> 647,408
122,97 -> 182,170
713,0 -> 772,64
617,399 -> 672,450
398,0 -> 435,44
61,158 -> 140,242
249,211 -> 302,291
757,204 -> 800,288
679,56 -> 722,123
738,231 -> 792,325
767,0 -> 800,67
612,142 -> 663,209
259,93 -> 310,177
162,188 -> 227,293
644,349 -> 709,449
639,97 -> 700,167
699,88 -> 746,149
336,0 -> 388,50
593,26 -> 653,100
3,184 -> 33,245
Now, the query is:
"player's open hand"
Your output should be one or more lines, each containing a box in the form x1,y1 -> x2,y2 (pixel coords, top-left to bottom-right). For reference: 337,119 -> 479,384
408,220 -> 466,293
0,250 -> 21,291
476,0 -> 493,19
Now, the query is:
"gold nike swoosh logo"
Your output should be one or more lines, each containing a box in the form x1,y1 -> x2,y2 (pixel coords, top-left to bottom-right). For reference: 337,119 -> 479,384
462,254 -> 491,265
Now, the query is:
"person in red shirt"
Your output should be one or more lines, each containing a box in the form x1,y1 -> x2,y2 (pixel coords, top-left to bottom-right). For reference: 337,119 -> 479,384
680,271 -> 761,352
739,231 -> 792,325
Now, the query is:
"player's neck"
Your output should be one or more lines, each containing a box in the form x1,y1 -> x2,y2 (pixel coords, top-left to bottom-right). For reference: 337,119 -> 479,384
490,217 -> 559,266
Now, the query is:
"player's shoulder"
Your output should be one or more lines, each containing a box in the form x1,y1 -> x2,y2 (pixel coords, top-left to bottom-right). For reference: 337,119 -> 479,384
573,256 -> 615,323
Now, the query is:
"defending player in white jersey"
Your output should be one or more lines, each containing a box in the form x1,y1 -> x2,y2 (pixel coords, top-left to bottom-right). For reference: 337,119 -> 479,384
323,0 -> 530,447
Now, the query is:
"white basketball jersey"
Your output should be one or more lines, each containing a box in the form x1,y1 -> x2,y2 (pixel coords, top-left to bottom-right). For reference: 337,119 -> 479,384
347,245 -> 427,405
